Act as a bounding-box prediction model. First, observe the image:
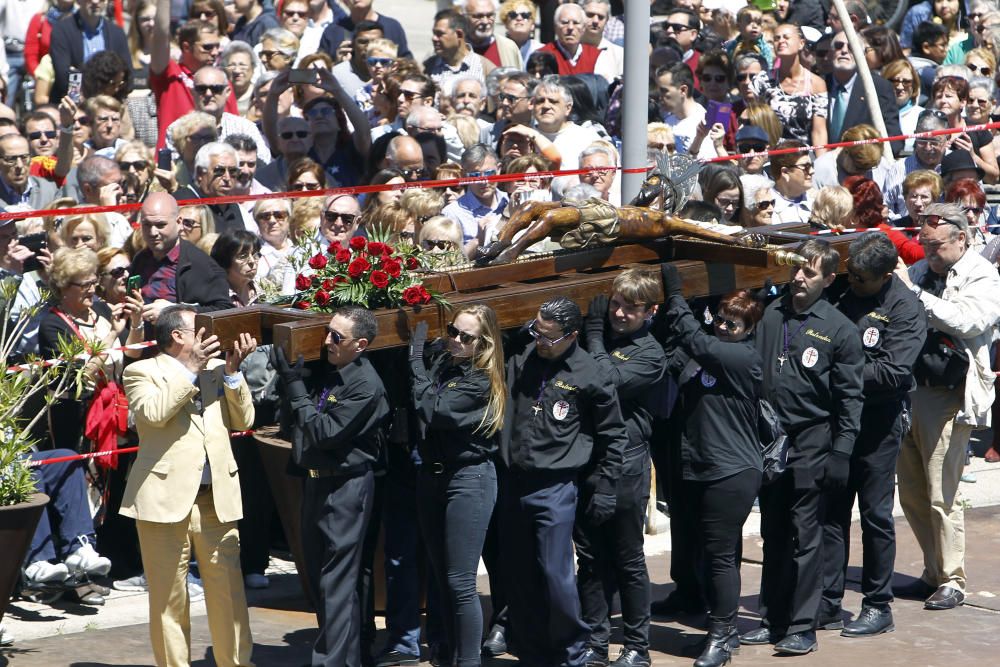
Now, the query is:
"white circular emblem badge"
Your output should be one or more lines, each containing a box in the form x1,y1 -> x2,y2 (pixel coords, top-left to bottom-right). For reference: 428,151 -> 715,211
863,326 -> 881,348
801,347 -> 820,368
553,400 -> 570,421
701,371 -> 717,388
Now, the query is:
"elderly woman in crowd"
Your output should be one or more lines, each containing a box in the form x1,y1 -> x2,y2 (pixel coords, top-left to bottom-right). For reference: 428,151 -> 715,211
96,247 -> 133,306
399,188 -> 446,244
61,213 -> 111,252
211,230 -> 263,308
254,198 -> 297,294
364,200 -> 418,246
259,27 -> 300,73
222,41 -> 262,116
882,59 -> 924,155
809,185 -> 855,230
930,75 -> 1000,182
418,216 -> 466,267
38,248 -> 143,450
500,0 -> 541,63
741,182 -> 777,227
290,197 -> 324,243
170,111 -> 219,189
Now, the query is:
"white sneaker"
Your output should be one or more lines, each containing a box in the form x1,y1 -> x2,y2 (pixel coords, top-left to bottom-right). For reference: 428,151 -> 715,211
64,540 -> 111,577
244,573 -> 269,589
0,623 -> 13,647
24,560 -> 70,584
112,573 -> 148,591
187,572 -> 205,602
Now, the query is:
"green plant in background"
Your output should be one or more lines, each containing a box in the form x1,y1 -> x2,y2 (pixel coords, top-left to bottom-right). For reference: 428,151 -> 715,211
0,276 -> 82,506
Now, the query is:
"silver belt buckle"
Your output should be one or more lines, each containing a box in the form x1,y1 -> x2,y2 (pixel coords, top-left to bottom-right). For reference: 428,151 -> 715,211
308,469 -> 320,478
430,462 -> 445,474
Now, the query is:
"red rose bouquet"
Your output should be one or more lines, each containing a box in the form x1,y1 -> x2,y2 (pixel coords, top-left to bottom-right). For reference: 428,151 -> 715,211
292,233 -> 442,311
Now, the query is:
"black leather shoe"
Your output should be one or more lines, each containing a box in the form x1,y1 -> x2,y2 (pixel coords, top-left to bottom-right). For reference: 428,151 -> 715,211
581,647 -> 609,667
815,614 -> 844,631
924,585 -> 965,610
609,648 -> 651,666
374,651 -> 419,667
650,592 -> 705,616
429,644 -> 453,667
481,626 -> 507,657
894,578 -> 936,600
739,627 -> 777,645
773,631 -> 817,655
841,607 -> 895,637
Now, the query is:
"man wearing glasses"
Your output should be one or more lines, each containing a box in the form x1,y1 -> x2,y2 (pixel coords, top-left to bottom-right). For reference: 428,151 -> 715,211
501,296 -> 628,667
329,21 -> 385,98
661,7 -> 702,79
318,194 -> 362,246
892,203 -> 1000,611
176,142 -> 247,236
770,141 -> 817,225
150,0 -> 238,151
464,0 -> 523,69
0,134 -> 57,208
442,144 -> 505,258
272,305 -> 389,667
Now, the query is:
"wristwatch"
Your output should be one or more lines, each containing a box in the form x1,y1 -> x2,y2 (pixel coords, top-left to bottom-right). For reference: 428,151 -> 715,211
910,283 -> 922,296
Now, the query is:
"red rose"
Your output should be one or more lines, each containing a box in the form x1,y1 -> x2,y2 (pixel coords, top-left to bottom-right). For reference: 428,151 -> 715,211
383,244 -> 395,255
335,248 -> 351,263
314,290 -> 331,306
419,286 -> 432,304
294,300 -> 311,310
295,274 -> 312,291
333,275 -> 347,284
328,241 -> 342,254
402,285 -> 423,305
348,257 -> 371,278
308,253 -> 328,270
367,241 -> 385,255
321,279 -> 335,290
405,256 -> 420,270
370,270 -> 390,288
383,258 -> 402,278
350,236 -> 367,250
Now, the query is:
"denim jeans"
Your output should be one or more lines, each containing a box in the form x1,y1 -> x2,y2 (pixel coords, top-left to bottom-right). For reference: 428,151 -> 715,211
28,450 -> 95,563
417,460 -> 497,666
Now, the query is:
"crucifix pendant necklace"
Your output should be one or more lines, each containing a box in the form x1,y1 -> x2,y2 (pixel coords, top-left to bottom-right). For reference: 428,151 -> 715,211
533,372 -> 551,418
780,315 -> 812,373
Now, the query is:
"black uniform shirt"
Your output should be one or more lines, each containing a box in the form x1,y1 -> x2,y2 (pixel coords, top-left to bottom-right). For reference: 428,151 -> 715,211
755,294 -> 864,458
836,275 -> 927,405
288,354 -> 390,472
585,324 -> 666,447
501,341 -> 628,495
663,294 -> 764,482
410,353 -> 498,466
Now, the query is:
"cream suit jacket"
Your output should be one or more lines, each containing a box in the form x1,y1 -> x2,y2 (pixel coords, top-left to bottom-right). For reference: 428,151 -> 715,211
120,354 -> 255,524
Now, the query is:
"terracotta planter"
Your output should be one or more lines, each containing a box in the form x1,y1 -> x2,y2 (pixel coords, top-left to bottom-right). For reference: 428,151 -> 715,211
0,493 -> 50,623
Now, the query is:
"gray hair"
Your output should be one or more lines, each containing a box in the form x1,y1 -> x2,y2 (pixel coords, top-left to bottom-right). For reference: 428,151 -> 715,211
969,75 -> 997,99
260,27 -> 299,56
194,141 -> 238,172
252,197 -> 293,219
221,40 -> 262,76
460,143 -> 498,171
449,75 -> 484,99
916,109 -> 949,132
533,74 -> 572,105
539,296 -> 582,335
554,1 -> 584,22
848,231 -> 898,275
155,305 -> 197,352
983,24 -> 1000,55
562,182 -> 602,201
405,106 -> 443,128
579,0 -> 611,10
77,155 -> 120,190
579,144 -> 618,166
934,64 -> 971,82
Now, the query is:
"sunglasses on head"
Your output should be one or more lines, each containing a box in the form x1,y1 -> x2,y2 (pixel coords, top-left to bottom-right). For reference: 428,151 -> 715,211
27,130 -> 57,140
102,266 -> 128,279
447,323 -> 478,344
324,211 -> 357,225
193,83 -> 227,95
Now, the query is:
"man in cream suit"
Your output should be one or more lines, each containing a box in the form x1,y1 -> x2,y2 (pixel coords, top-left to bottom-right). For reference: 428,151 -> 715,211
121,304 -> 257,667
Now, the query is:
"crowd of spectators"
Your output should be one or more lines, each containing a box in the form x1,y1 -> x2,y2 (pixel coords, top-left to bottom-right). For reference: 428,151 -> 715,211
4,0 -> 1000,665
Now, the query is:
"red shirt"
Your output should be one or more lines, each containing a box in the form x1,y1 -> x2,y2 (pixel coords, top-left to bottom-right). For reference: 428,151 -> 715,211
473,39 -> 502,67
29,155 -> 65,187
24,13 -> 53,75
538,42 -> 601,76
150,61 -> 238,151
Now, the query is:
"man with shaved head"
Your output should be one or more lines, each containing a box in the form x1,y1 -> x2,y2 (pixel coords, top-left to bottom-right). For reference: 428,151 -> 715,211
164,66 -> 271,163
384,135 -> 426,182
129,192 -> 232,327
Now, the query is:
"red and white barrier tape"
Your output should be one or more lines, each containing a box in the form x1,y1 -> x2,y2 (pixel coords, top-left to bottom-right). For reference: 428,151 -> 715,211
25,430 -> 256,467
3,121 -> 996,224
6,340 -> 158,373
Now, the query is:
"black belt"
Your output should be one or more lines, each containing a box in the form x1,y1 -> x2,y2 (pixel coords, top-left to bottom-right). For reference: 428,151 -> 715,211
623,443 -> 649,459
424,458 -> 490,474
307,463 -> 371,478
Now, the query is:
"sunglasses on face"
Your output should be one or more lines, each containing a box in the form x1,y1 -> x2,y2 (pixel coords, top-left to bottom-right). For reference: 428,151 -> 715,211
756,199 -> 775,210
400,167 -> 426,180
527,319 -> 572,346
27,130 -> 57,140
281,130 -> 310,140
101,266 -> 128,279
283,9 -> 307,17
506,10 -> 532,21
399,89 -> 424,101
194,83 -> 227,95
969,63 -> 993,76
398,230 -> 415,241
788,162 -> 814,174
180,218 -> 202,230
306,105 -> 336,119
832,40 -> 850,52
738,143 -> 767,153
736,72 -> 756,82
422,239 -> 455,251
701,74 -> 728,84
193,9 -> 216,18
665,22 -> 693,33
324,211 -> 357,225
326,326 -> 355,344
211,165 -> 239,179
467,169 -> 498,178
118,160 -> 148,172
257,210 -> 289,221
889,77 -> 914,87
367,56 -> 393,68
292,181 -> 322,191
714,317 -> 742,330
497,92 -> 527,104
447,323 -> 478,344
963,205 -> 984,215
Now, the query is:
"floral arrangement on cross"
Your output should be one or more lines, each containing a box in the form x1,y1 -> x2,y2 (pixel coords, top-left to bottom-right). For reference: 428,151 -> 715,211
292,232 -> 445,311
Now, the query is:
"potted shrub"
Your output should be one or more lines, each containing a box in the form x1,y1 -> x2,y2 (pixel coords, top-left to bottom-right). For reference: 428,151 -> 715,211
0,275 -> 81,624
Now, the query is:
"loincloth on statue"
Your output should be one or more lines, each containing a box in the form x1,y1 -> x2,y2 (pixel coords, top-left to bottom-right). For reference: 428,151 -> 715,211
559,198 -> 621,249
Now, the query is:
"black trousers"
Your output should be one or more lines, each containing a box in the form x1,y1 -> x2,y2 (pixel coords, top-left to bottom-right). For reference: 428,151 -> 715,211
232,435 -> 276,576
302,470 -> 375,667
575,451 -> 652,655
685,468 -> 761,624
821,400 -> 907,613
758,421 -> 831,636
502,470 -> 589,667
481,464 -> 509,634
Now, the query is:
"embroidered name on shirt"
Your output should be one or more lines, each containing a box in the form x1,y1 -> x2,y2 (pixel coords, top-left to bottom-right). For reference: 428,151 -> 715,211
554,379 -> 578,392
611,350 -> 631,361
447,382 -> 458,388
806,329 -> 831,343
867,311 -> 890,323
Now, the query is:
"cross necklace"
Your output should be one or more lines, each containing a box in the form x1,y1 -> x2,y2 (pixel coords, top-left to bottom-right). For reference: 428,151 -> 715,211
779,315 -> 811,373
532,371 -> 552,418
